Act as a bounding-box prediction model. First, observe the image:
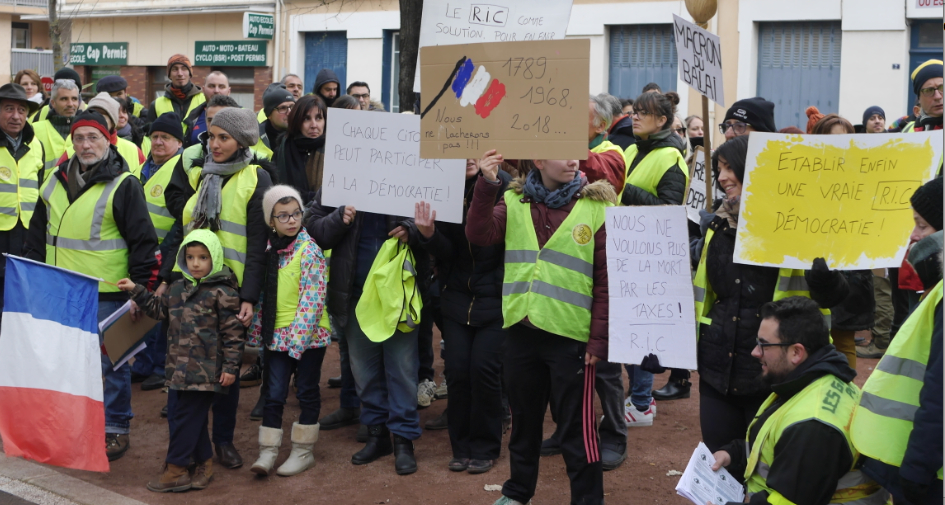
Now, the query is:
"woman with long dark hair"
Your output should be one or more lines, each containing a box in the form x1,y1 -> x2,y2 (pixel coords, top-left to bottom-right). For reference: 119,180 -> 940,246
272,94 -> 327,205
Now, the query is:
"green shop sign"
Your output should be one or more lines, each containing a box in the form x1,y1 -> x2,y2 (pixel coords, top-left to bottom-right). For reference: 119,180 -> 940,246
194,41 -> 268,66
70,42 -> 128,65
243,12 -> 274,40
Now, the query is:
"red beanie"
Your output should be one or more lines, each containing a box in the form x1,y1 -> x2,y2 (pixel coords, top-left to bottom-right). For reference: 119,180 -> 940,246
805,106 -> 825,134
70,110 -> 111,139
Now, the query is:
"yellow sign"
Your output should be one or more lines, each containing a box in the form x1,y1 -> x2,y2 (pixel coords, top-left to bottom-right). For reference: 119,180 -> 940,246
734,132 -> 943,269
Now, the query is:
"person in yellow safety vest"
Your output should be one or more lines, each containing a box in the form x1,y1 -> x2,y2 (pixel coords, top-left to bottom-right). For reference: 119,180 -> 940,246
0,83 -> 44,312
115,97 -> 151,160
852,231 -> 944,505
257,83 -> 296,160
29,67 -> 88,123
32,79 -> 81,171
96,76 -> 146,119
147,54 -> 206,132
466,148 -> 615,505
166,107 -> 273,469
58,92 -> 145,177
691,135 -> 850,454
708,296 -> 887,505
183,71 -> 231,149
23,109 -> 160,463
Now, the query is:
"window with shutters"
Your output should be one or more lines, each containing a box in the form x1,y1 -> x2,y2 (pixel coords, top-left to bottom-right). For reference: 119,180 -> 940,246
608,24 -> 677,101
304,31 -> 347,96
757,22 -> 842,131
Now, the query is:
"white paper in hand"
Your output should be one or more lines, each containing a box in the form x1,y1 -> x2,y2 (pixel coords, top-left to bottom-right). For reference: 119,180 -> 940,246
675,442 -> 745,505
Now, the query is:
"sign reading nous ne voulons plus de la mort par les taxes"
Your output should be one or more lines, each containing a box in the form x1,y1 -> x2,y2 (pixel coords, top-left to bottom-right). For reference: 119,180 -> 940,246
70,43 -> 128,66
242,12 -> 274,40
194,41 -> 267,66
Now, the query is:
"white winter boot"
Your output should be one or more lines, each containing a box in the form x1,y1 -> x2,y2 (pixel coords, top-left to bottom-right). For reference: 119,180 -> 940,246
276,423 -> 319,476
250,426 -> 283,476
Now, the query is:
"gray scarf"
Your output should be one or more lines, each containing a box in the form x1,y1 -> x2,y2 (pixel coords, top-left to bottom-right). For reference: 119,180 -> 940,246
189,149 -> 253,231
523,169 -> 585,209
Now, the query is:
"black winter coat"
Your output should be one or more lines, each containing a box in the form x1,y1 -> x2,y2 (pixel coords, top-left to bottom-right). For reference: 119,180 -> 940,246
304,192 -> 429,330
829,270 -> 875,331
606,115 -> 635,151
621,128 -> 688,206
698,216 -> 849,397
420,172 -> 511,326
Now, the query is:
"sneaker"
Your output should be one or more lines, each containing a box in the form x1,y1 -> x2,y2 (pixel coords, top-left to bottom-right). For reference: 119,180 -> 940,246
239,364 -> 262,388
540,437 -> 561,456
434,380 -> 448,399
857,341 -> 887,359
493,496 -> 531,505
417,379 -> 436,408
424,408 -> 448,430
141,373 -> 165,391
650,397 -> 657,416
624,398 -> 654,427
105,433 -> 130,461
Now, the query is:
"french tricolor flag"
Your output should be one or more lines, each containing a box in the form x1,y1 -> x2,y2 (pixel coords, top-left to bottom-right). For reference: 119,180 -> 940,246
0,256 -> 108,472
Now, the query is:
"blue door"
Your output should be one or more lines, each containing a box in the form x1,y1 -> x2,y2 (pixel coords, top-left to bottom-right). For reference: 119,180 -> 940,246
909,20 -> 943,115
305,31 -> 347,96
757,22 -> 842,131
609,25 -> 677,100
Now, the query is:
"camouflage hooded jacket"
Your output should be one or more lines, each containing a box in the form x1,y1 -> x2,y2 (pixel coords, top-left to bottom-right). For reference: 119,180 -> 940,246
131,229 -> 244,392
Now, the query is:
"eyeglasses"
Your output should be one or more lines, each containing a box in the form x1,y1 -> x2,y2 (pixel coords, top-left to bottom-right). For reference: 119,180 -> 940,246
630,109 -> 652,118
674,127 -> 687,135
719,122 -> 749,135
350,93 -> 370,100
919,84 -> 944,97
73,134 -> 105,145
755,338 -> 793,349
274,210 -> 302,224
275,105 -> 293,114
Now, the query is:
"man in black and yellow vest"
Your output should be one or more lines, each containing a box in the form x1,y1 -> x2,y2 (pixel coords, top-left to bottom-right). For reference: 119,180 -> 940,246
709,296 -> 886,505
146,54 -> 206,131
32,78 -> 80,172
96,75 -> 146,119
24,110 -> 160,464
30,67 -> 86,123
0,83 -> 43,314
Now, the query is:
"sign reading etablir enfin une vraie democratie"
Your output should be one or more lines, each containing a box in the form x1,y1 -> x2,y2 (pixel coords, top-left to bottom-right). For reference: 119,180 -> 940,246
69,43 -> 128,65
194,41 -> 267,66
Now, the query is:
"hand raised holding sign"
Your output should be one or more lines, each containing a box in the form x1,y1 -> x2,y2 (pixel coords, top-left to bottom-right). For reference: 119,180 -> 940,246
342,206 -> 357,225
478,149 -> 504,182
415,201 -> 437,239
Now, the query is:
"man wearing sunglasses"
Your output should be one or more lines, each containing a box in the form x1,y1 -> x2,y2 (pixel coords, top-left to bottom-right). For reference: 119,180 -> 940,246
718,97 -> 777,141
903,59 -> 943,135
707,296 -> 887,505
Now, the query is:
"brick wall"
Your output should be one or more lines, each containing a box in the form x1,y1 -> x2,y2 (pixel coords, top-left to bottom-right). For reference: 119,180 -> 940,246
191,67 -> 210,87
253,66 -> 272,111
121,66 -> 148,103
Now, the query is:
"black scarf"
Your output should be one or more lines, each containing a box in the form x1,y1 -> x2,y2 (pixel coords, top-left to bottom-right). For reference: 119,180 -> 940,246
260,231 -> 299,346
278,134 -> 325,197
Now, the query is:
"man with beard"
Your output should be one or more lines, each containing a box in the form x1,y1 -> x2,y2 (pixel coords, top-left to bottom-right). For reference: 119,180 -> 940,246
707,296 -> 886,505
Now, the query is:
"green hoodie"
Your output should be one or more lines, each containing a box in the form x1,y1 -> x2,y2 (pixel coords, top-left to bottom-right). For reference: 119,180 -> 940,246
177,228 -> 226,285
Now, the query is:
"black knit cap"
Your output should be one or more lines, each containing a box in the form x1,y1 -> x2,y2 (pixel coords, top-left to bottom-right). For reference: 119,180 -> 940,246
263,83 -> 295,117
911,176 -> 944,231
148,112 -> 184,142
724,97 -> 777,133
54,67 -> 82,87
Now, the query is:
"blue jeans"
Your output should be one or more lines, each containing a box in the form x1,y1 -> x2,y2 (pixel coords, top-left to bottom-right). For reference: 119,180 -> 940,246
131,322 -> 165,377
346,295 -> 421,440
625,364 -> 653,410
333,317 -> 360,410
98,300 -> 134,435
263,347 -> 327,428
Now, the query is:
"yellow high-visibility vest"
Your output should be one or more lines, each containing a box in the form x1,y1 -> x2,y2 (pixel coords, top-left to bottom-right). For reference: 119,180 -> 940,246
354,238 -> 421,341
142,154 -> 181,244
154,94 -> 206,132
0,136 -> 43,229
622,144 -> 689,203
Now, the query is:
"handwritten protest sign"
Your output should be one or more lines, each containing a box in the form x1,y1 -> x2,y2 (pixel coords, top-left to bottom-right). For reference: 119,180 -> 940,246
413,0 -> 574,92
685,147 -> 708,222
420,39 -> 590,160
607,206 -> 697,369
322,108 -> 466,223
734,131 -> 944,270
672,15 -> 725,107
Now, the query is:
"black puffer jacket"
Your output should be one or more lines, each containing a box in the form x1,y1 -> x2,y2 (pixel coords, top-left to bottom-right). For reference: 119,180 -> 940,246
607,114 -> 635,151
304,192 -> 429,330
621,128 -> 688,206
829,270 -> 875,331
697,216 -> 849,397
420,172 -> 511,326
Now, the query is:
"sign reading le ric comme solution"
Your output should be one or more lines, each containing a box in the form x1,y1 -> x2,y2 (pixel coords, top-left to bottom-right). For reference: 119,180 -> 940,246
194,41 -> 267,66
243,12 -> 274,40
69,43 -> 128,66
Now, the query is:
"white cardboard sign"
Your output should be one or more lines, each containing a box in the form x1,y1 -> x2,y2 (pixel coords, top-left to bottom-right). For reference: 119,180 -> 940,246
606,206 -> 697,369
322,108 -> 466,223
413,0 -> 574,92
672,14 -> 725,107
685,148 -> 707,223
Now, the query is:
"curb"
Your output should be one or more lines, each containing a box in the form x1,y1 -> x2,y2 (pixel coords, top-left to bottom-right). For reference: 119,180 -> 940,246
0,454 -> 148,505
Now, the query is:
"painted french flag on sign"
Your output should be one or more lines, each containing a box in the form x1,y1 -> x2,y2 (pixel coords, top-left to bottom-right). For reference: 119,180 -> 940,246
0,256 -> 108,472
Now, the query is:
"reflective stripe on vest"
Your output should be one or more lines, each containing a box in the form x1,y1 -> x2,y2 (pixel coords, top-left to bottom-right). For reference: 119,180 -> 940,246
622,144 -> 689,202
850,280 -> 944,479
501,191 -> 608,342
41,169 -> 133,292
745,374 -> 884,504
0,137 -> 43,230
32,121 -> 66,170
154,94 -> 206,131
143,154 -> 181,244
180,166 -> 258,285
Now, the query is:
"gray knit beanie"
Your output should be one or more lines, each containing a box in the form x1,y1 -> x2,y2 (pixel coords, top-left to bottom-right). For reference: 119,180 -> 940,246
262,185 -> 303,223
87,92 -> 120,130
210,108 -> 259,148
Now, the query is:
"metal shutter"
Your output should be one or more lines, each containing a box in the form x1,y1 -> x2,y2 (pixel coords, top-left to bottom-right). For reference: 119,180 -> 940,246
608,24 -> 678,100
304,31 -> 348,95
757,22 -> 842,131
